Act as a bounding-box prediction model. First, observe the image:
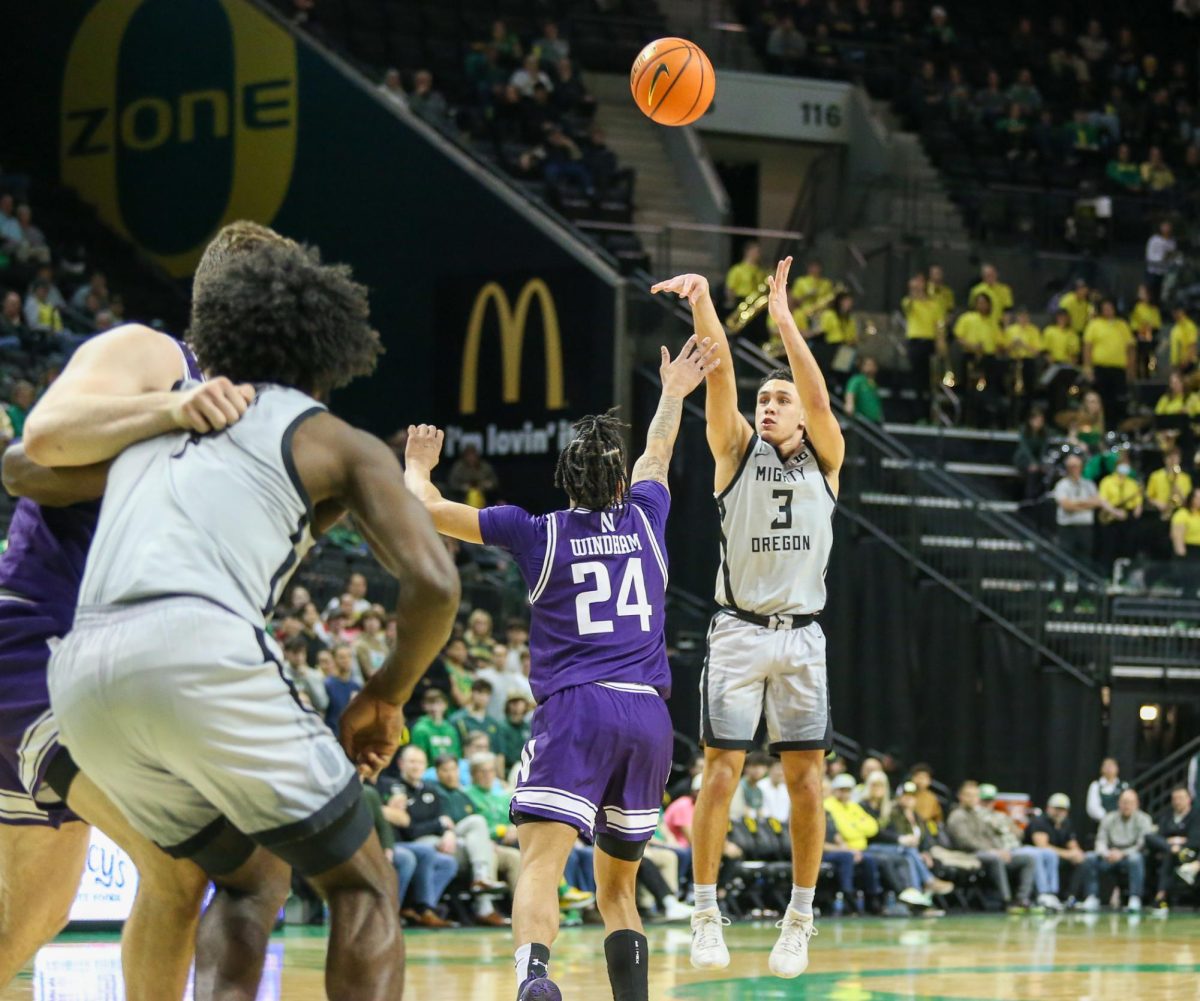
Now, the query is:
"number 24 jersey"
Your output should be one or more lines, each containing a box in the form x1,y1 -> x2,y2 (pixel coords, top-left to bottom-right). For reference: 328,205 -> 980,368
478,481 -> 671,701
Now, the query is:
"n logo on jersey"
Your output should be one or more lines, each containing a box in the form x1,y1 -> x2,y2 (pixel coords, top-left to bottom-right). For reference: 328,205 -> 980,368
460,279 -> 566,416
60,0 -> 297,277
600,513 -> 616,533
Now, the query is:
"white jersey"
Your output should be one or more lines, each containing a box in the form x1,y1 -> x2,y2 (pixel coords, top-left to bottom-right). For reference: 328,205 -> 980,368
714,433 -> 835,617
78,384 -> 325,625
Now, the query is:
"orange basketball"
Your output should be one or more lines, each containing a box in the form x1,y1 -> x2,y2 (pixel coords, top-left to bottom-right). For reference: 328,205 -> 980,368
630,37 -> 716,127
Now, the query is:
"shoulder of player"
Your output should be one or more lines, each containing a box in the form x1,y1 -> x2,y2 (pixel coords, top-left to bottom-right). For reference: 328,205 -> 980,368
66,323 -> 187,389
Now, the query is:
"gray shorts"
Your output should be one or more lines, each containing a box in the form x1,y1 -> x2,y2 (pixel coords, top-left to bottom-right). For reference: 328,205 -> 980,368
48,597 -> 367,875
701,612 -> 832,754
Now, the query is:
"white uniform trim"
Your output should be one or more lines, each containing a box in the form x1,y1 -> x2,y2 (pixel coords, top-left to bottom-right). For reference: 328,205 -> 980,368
512,786 -> 598,828
631,504 -> 668,585
0,789 -> 47,821
528,514 -> 558,604
601,807 -> 659,834
594,681 -> 658,695
17,708 -> 59,801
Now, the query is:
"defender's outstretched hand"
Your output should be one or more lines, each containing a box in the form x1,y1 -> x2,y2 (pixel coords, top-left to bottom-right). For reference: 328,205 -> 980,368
766,256 -> 794,326
660,334 -> 721,397
405,424 -> 445,474
651,273 -> 711,307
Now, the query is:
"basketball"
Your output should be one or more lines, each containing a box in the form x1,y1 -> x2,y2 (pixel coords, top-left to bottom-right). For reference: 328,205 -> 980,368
629,37 -> 715,127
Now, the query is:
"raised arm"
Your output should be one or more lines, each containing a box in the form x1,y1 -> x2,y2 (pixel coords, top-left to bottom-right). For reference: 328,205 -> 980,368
404,426 -> 484,544
21,323 -> 255,467
766,257 -> 845,477
650,273 -> 752,483
294,414 -> 460,777
630,335 -> 719,487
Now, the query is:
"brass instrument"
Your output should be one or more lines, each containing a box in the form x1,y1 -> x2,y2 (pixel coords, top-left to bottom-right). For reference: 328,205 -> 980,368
726,280 -> 845,337
1098,479 -> 1140,525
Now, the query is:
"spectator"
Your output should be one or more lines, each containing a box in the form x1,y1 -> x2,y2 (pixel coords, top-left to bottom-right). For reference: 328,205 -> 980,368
1146,220 -> 1177,299
12,205 -> 49,264
1080,788 -> 1154,912
724,240 -> 767,308
409,70 -> 454,132
923,4 -> 956,50
1146,445 -> 1191,518
767,15 -> 808,74
383,746 -> 507,926
844,355 -> 883,424
974,71 -> 1008,125
758,759 -> 790,823
1058,278 -> 1093,335
822,804 -> 884,914
0,194 -> 20,248
298,601 -> 330,663
663,778 -> 699,845
477,644 -> 533,720
1145,786 -> 1200,910
322,643 -> 361,734
281,635 -> 329,713
24,281 -> 63,335
1025,793 -> 1086,906
733,751 -> 771,822
1083,299 -> 1136,422
378,67 -> 408,108
411,688 -> 462,761
464,608 -> 496,658
969,264 -> 1015,322
449,678 -> 501,750
353,609 -> 389,681
448,445 -> 499,507
861,771 -> 953,903
1106,143 -> 1142,191
552,59 -> 593,119
70,271 -> 109,314
1130,283 -> 1162,378
946,781 -> 1036,912
888,781 -> 956,893
503,619 -> 529,674
1007,67 -> 1043,115
816,291 -> 858,376
489,18 -> 523,66
1086,758 -> 1130,823
852,757 -> 884,802
435,637 -> 475,709
1003,307 -> 1041,395
927,264 -> 954,318
901,274 -> 941,417
366,778 -> 457,928
5,381 -> 36,438
495,694 -> 531,774
952,294 -> 1002,416
909,763 -> 943,824
533,21 -> 569,64
1097,456 -> 1143,565
510,54 -> 553,98
1013,409 -> 1049,502
464,753 -> 516,845
1141,147 -> 1176,192
1168,306 -> 1197,370
1076,18 -> 1109,65
787,259 -> 834,333
323,572 -> 371,618
315,648 -> 335,678
0,292 -> 29,349
1170,486 -> 1200,573
978,783 -> 1064,911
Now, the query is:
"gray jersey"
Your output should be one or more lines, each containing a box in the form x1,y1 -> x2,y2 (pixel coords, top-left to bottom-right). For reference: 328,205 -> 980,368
714,433 -> 835,616
78,385 -> 325,624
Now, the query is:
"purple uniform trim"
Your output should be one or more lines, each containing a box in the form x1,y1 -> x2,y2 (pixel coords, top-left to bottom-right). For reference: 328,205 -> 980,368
510,684 -> 672,842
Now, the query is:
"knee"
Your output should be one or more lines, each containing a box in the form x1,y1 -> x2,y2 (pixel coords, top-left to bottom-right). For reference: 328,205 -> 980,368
784,764 -> 822,803
137,857 -> 212,914
699,756 -> 742,802
595,877 -> 637,914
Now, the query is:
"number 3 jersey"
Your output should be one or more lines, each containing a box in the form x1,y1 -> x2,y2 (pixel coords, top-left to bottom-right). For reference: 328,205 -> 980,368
479,480 -> 671,701
715,433 -> 835,617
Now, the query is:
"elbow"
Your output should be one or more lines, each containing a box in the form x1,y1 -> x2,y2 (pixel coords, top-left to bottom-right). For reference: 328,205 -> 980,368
1,446 -> 30,498
416,549 -> 462,618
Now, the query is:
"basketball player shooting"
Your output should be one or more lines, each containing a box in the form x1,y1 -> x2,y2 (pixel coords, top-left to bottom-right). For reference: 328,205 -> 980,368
652,257 -> 844,979
402,335 -> 718,1001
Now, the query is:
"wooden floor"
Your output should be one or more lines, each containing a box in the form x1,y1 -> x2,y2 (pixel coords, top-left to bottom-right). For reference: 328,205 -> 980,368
7,912 -> 1200,1000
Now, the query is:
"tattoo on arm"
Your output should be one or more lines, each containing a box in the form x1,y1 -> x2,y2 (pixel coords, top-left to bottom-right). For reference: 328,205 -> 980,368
631,455 -> 668,484
647,396 -> 682,441
632,395 -> 683,485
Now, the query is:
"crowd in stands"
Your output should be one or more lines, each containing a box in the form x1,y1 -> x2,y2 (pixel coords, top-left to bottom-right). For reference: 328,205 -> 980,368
740,2 -> 1200,246
274,559 -> 1200,925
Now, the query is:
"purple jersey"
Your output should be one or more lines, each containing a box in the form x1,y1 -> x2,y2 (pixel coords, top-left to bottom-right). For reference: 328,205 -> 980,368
479,480 -> 672,701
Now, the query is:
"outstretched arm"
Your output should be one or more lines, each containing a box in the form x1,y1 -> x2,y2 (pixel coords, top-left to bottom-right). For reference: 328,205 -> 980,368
294,413 -> 460,777
766,257 -> 845,477
404,427 -> 484,544
21,324 -> 256,467
651,273 -> 753,486
630,335 -> 719,486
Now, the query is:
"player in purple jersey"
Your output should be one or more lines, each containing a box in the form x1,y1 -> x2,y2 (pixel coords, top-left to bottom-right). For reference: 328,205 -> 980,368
403,334 -> 719,1001
0,224 -> 280,997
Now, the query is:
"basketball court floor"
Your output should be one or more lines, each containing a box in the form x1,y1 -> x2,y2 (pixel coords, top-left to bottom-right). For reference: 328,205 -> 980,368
6,913 -> 1200,1000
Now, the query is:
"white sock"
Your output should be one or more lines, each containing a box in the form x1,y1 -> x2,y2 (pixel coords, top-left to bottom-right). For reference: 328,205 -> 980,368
476,894 -> 495,918
514,944 -> 531,989
472,861 -> 491,883
694,883 -> 718,912
789,885 -> 816,917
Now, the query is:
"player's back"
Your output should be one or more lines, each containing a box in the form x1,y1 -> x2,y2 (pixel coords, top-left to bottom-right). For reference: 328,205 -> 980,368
78,384 -> 324,625
479,480 -> 671,700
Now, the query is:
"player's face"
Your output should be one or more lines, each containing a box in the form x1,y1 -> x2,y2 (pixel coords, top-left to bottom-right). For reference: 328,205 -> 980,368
755,380 -> 805,451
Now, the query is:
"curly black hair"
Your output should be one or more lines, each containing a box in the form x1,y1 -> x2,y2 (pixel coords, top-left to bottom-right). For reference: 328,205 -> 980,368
758,367 -> 795,391
188,240 -> 382,395
554,409 -> 629,510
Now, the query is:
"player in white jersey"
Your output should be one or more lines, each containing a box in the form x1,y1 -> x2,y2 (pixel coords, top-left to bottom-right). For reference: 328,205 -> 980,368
653,257 -> 845,979
47,239 -> 460,1000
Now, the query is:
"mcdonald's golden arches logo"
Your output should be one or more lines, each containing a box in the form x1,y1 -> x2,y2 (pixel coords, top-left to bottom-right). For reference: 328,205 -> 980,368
460,279 -> 566,416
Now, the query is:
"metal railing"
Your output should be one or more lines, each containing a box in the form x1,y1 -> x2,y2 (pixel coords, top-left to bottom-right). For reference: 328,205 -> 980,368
1131,735 -> 1200,819
578,220 -> 806,277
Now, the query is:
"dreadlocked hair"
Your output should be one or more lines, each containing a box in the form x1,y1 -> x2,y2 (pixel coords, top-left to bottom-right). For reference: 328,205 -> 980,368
758,367 -> 794,391
554,409 -> 629,511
